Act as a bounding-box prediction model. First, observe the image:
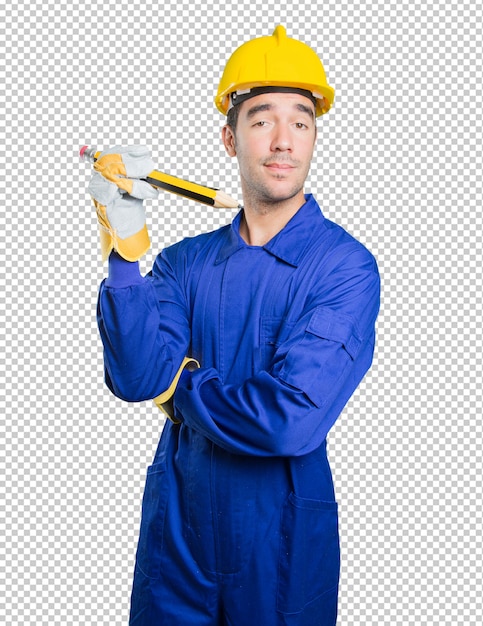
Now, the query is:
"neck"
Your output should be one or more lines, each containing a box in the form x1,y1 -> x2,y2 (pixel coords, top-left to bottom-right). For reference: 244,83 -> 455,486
239,193 -> 306,246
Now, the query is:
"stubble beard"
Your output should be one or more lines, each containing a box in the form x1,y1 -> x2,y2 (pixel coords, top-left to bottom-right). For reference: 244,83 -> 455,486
240,163 -> 308,215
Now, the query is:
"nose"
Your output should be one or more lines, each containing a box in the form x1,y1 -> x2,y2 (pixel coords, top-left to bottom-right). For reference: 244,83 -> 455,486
270,124 -> 293,152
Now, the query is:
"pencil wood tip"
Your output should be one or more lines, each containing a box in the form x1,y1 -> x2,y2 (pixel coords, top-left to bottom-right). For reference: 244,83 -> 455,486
213,189 -> 240,209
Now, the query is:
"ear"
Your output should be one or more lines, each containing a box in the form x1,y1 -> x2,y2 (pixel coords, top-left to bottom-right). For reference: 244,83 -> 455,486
222,125 -> 237,157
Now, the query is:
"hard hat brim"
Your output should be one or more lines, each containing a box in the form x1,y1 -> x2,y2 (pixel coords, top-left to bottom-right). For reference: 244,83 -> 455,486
215,81 -> 334,117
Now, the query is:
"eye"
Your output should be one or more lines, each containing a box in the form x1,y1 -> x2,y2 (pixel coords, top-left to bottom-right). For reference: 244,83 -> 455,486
295,122 -> 309,129
254,120 -> 267,127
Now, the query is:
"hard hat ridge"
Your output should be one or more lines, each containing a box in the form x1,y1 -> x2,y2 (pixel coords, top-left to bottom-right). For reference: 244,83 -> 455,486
272,23 -> 287,43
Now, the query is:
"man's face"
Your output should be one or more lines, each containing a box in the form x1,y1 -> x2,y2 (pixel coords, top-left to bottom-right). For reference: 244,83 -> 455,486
222,92 -> 317,209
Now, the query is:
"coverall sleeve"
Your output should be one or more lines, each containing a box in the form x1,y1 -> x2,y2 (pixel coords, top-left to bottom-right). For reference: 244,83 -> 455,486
96,251 -> 191,402
175,247 -> 380,457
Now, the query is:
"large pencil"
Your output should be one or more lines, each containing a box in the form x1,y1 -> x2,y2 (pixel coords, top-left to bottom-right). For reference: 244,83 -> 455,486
80,145 -> 240,209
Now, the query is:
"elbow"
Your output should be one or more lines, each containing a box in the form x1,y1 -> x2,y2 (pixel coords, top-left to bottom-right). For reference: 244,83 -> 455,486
104,368 -> 149,403
104,365 -> 163,403
269,408 -> 330,457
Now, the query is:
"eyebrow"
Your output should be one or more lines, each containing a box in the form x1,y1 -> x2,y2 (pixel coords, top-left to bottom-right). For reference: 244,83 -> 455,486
295,102 -> 315,120
245,102 -> 315,121
245,103 -> 273,119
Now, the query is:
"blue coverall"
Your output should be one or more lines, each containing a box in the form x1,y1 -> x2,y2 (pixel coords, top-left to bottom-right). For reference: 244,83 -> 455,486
97,195 -> 380,625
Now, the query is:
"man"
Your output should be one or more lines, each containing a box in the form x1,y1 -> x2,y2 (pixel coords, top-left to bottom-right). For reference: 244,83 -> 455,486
89,25 -> 380,626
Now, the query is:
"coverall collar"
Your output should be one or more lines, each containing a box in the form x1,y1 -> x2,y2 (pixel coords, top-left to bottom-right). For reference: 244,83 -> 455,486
215,194 -> 325,267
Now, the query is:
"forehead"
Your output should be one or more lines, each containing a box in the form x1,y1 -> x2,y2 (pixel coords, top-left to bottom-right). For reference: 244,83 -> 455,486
239,92 -> 316,120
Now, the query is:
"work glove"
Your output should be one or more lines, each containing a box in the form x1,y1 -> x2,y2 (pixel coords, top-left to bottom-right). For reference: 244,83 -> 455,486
87,145 -> 158,262
153,357 -> 200,423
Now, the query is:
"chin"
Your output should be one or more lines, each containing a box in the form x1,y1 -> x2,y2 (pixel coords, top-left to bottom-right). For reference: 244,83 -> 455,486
264,185 -> 304,204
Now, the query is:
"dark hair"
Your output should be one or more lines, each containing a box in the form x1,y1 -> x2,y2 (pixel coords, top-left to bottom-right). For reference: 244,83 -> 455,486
226,104 -> 240,134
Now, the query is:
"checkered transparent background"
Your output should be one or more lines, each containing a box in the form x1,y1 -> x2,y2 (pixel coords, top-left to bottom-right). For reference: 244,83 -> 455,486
1,0 -> 482,623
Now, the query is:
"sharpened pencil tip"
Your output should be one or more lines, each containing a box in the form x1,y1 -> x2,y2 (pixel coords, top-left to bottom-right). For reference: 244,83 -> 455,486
213,189 -> 240,209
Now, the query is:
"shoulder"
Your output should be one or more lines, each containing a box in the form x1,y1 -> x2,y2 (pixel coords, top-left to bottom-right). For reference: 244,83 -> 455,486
306,210 -> 379,278
299,196 -> 377,271
152,224 -> 232,274
298,211 -> 380,319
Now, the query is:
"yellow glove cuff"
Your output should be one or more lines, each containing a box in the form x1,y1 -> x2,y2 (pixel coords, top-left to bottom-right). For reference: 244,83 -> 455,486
94,198 -> 150,262
153,357 -> 200,423
98,222 -> 150,263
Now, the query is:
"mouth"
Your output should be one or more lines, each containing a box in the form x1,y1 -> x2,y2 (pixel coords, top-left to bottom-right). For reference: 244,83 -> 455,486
264,162 -> 296,171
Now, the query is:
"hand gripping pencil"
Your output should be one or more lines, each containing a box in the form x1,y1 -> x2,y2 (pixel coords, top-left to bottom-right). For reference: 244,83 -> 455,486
80,145 -> 240,209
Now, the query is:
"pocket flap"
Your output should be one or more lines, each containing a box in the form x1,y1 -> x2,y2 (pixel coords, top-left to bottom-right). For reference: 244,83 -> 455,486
306,307 -> 361,360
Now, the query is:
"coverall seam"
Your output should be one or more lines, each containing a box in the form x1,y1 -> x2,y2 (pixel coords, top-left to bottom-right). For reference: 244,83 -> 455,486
218,262 -> 228,382
276,583 -> 340,616
210,442 -> 221,574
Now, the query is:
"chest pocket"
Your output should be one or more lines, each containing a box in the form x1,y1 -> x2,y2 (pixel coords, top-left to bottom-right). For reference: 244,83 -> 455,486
260,317 -> 295,371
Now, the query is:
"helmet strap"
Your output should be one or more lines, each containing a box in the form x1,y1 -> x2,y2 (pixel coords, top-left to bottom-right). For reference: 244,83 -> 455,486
229,86 -> 317,111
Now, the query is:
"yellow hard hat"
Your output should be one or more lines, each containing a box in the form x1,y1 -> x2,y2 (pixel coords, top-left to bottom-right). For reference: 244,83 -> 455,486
215,25 -> 335,117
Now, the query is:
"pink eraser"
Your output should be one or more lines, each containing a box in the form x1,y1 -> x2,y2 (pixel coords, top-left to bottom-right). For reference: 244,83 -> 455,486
79,145 -> 88,158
